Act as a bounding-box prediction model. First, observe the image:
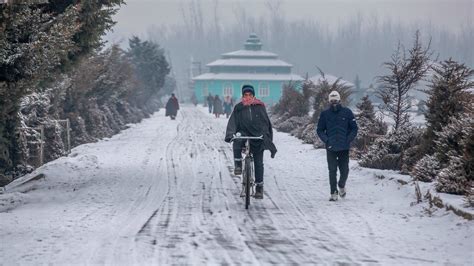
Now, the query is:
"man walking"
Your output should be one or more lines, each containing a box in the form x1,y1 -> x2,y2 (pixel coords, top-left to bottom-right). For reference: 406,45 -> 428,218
316,91 -> 358,201
206,93 -> 214,114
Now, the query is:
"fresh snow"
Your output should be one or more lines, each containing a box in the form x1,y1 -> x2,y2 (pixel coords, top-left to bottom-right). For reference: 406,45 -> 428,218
192,73 -> 304,81
206,58 -> 292,67
0,106 -> 472,265
221,50 -> 278,58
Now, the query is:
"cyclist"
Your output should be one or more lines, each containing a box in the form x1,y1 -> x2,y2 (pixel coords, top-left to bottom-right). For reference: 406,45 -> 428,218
224,85 -> 277,199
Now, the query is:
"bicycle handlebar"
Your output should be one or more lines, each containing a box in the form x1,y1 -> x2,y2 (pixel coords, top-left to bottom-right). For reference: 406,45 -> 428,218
230,134 -> 263,142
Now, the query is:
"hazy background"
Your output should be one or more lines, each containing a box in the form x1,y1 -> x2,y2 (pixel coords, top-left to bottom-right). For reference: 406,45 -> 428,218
106,0 -> 472,40
104,0 -> 473,100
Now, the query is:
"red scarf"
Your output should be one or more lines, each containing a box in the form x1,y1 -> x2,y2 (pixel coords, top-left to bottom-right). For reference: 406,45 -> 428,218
241,97 -> 265,106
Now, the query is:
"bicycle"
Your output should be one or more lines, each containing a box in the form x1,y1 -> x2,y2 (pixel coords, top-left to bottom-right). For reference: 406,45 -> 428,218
231,133 -> 263,209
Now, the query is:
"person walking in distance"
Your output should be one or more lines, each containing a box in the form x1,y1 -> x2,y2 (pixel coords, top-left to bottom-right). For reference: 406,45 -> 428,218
206,93 -> 214,114
223,96 -> 233,118
316,91 -> 358,201
213,95 -> 223,118
165,93 -> 179,120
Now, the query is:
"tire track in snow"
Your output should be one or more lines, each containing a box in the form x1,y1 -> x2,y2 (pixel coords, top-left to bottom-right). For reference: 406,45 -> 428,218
267,172 -> 377,263
90,114 -> 176,265
98,106 -> 381,264
194,110 -> 320,264
101,106 -> 381,264
142,108 -> 259,264
204,108 -> 379,264
133,108 -> 232,264
133,112 -> 186,264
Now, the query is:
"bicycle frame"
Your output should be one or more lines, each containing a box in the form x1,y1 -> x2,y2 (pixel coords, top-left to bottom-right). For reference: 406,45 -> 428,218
230,134 -> 263,209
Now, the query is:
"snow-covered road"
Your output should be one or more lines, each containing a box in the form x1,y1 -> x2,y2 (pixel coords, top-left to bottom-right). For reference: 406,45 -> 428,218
0,106 -> 472,265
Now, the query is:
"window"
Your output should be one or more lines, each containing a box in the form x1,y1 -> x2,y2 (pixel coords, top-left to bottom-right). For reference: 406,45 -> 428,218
223,83 -> 233,97
258,82 -> 270,97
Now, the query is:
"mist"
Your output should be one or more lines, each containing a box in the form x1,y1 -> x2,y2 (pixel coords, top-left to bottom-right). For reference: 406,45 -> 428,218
105,0 -> 473,100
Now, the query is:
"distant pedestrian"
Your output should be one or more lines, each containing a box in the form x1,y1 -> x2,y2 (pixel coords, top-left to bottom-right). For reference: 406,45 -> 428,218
213,95 -> 223,118
165,93 -> 180,120
223,96 -> 233,118
316,91 -> 358,201
191,94 -> 198,106
206,93 -> 214,113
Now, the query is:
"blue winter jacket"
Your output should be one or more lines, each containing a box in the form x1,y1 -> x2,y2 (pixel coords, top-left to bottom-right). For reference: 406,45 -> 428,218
316,104 -> 358,151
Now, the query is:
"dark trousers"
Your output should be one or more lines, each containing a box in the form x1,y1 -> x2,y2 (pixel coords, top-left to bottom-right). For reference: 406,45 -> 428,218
233,140 -> 264,184
326,150 -> 349,194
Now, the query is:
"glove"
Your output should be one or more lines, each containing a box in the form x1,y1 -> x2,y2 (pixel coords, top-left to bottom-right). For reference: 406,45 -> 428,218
271,150 -> 277,158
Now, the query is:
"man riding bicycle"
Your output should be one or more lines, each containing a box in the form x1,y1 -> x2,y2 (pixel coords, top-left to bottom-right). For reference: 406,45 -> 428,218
225,85 -> 277,199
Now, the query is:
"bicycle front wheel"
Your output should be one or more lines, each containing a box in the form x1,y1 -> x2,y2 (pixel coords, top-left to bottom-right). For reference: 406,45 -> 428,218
244,157 -> 252,209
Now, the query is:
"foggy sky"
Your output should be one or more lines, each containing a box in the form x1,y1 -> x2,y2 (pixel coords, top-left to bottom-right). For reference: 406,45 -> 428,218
105,0 -> 473,43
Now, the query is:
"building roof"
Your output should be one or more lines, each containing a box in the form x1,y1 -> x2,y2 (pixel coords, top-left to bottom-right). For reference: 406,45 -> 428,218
310,74 -> 354,87
207,58 -> 292,67
221,50 -> 278,59
193,73 -> 304,81
201,33 -> 295,71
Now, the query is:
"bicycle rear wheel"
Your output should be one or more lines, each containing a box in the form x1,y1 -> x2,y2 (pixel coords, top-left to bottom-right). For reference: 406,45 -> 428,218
244,157 -> 252,209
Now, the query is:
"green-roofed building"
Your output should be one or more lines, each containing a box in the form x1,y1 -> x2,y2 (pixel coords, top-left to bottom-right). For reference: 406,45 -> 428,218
192,34 -> 303,105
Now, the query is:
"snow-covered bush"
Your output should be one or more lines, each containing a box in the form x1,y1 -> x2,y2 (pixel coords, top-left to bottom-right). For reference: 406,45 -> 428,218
433,111 -> 473,195
409,59 -> 473,196
359,124 -> 422,171
353,95 -> 387,156
272,83 -> 309,118
274,115 -> 310,134
358,136 -> 398,170
299,123 -> 324,148
420,59 -> 473,156
436,156 -> 470,195
465,188 -> 474,208
412,155 -> 440,182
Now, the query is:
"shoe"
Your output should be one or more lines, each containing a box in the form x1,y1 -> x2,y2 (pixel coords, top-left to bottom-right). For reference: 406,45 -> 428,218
329,191 -> 338,201
234,160 -> 242,175
234,167 -> 242,175
254,184 -> 264,199
339,187 -> 346,198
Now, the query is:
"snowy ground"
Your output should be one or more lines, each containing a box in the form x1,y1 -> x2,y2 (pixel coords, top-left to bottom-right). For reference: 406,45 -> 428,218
0,105 -> 472,265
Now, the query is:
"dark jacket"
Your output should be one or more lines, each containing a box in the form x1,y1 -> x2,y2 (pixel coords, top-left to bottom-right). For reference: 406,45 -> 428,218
225,101 -> 277,156
213,97 -> 223,114
206,95 -> 214,106
223,101 -> 233,114
316,104 -> 358,151
165,97 -> 179,116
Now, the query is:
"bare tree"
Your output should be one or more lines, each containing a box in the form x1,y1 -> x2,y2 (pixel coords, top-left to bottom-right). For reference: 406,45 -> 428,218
179,0 -> 204,40
232,2 -> 249,35
265,0 -> 284,47
213,0 -> 221,40
377,30 -> 434,131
